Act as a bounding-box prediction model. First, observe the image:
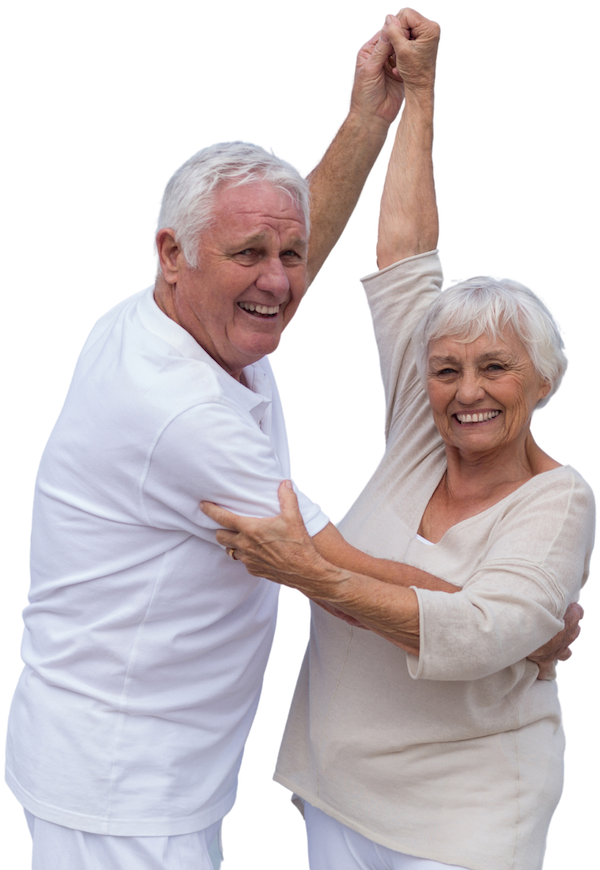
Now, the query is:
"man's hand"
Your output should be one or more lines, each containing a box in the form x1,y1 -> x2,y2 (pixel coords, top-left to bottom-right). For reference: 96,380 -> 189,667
384,9 -> 440,94
201,482 -> 342,596
305,16 -> 411,283
527,602 -> 584,680
349,27 -> 405,129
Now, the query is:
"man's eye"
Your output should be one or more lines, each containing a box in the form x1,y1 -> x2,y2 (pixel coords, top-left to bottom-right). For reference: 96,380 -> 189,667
282,250 -> 301,259
485,364 -> 504,372
436,368 -> 456,376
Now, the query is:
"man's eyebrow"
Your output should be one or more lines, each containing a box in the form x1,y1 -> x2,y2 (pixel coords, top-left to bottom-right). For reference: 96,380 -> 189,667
229,233 -> 308,251
228,232 -> 267,249
286,237 -> 308,251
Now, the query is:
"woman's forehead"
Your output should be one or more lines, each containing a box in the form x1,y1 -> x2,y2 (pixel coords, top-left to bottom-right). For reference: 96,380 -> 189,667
427,329 -> 529,359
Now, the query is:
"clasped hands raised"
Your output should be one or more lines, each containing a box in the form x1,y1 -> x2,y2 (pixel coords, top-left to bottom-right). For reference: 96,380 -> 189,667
350,8 -> 440,130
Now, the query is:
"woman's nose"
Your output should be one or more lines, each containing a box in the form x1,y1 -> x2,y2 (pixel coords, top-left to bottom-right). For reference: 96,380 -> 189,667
455,372 -> 485,404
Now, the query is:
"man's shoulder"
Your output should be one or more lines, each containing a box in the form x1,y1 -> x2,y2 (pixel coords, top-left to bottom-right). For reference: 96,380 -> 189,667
68,288 -> 277,434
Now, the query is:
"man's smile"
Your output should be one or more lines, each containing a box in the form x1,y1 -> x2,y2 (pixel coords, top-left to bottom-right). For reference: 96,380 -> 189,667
238,301 -> 281,317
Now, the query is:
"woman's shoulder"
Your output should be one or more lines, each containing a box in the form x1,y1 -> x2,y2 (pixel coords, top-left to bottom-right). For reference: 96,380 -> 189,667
522,437 -> 593,501
503,466 -> 595,521
533,455 -> 561,473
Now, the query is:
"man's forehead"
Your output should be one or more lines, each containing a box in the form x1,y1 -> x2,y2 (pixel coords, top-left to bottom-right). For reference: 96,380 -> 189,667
213,181 -> 306,224
203,183 -> 308,253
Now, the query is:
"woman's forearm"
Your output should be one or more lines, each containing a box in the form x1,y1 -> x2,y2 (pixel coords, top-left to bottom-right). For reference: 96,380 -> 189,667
376,15 -> 439,268
376,89 -> 437,268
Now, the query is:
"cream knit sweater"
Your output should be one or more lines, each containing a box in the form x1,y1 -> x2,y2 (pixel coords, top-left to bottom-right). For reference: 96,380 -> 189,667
274,251 -> 595,870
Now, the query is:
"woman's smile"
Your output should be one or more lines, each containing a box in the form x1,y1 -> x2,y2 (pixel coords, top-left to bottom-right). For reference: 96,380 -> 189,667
427,330 -> 550,459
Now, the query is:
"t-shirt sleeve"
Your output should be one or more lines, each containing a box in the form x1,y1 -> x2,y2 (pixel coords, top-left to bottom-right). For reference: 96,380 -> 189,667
407,470 -> 595,681
140,399 -> 328,542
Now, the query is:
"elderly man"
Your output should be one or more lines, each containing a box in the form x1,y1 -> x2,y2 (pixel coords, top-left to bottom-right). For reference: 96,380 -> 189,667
6,10 -> 579,870
5,21 -> 408,870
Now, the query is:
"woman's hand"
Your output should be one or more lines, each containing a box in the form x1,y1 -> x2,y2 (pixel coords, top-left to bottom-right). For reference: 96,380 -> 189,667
527,602 -> 584,680
201,481 -> 348,599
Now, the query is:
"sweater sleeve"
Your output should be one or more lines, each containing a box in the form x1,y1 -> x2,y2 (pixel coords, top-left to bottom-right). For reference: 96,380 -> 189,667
406,468 -> 595,681
361,251 -> 442,441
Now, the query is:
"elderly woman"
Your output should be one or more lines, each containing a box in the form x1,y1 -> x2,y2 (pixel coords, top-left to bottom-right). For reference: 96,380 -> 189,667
202,11 -> 594,870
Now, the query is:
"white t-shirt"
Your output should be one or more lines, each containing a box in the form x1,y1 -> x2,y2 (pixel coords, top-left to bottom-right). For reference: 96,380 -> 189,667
6,286 -> 328,836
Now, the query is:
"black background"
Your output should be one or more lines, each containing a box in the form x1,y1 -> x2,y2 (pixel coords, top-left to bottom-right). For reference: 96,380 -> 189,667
4,3 -> 597,870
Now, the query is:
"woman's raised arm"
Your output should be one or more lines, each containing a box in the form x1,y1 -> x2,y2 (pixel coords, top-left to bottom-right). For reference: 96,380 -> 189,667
376,10 -> 440,269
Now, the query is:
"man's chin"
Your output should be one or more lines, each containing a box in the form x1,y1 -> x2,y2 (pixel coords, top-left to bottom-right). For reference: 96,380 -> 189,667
242,332 -> 283,360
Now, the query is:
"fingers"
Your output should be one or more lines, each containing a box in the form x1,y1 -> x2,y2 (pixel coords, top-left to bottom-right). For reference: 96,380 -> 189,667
383,15 -> 409,50
200,500 -> 240,529
395,7 -> 440,39
561,601 -> 583,647
215,529 -> 237,548
277,479 -> 302,515
372,27 -> 401,80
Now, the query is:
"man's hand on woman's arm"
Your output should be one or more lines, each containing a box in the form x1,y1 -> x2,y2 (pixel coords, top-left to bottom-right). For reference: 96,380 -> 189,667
201,481 -> 583,670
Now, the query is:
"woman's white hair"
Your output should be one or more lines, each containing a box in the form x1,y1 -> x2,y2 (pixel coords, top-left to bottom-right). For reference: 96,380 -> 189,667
414,276 -> 567,409
157,142 -> 310,268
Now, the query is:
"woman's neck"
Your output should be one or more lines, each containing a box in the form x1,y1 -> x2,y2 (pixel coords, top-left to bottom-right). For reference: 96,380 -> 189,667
444,431 -> 560,505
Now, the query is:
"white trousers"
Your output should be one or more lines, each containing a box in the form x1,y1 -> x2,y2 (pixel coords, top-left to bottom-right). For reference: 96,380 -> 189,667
25,810 -> 222,870
304,803 -> 469,870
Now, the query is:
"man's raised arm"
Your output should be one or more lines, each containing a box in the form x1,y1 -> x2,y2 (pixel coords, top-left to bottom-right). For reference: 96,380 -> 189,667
306,24 -> 405,284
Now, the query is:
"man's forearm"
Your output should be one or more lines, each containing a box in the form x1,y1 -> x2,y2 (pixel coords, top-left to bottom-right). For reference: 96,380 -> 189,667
324,564 -> 422,654
306,112 -> 389,284
313,521 -> 457,593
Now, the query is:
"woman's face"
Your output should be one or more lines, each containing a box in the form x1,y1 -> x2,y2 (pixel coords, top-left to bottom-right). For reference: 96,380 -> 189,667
426,329 -> 550,459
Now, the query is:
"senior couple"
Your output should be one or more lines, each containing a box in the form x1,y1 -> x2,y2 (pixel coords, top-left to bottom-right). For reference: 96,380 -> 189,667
6,9 -> 593,870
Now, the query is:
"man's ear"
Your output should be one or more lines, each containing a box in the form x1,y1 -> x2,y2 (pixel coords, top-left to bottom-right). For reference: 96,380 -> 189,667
156,229 -> 183,284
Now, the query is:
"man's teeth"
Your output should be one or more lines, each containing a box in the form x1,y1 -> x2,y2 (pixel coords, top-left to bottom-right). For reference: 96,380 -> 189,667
238,302 -> 279,315
456,410 -> 500,424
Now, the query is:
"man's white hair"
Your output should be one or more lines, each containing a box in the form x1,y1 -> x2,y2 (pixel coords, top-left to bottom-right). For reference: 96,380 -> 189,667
157,142 -> 310,268
414,276 -> 567,409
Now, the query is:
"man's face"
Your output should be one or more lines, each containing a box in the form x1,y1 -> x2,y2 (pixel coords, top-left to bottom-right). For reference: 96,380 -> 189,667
164,182 -> 308,381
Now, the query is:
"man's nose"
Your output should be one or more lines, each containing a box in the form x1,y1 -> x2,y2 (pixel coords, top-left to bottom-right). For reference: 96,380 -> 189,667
255,257 -> 290,296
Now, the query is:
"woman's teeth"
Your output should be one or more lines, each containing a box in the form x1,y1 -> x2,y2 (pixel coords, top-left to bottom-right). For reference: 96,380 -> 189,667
456,410 -> 500,424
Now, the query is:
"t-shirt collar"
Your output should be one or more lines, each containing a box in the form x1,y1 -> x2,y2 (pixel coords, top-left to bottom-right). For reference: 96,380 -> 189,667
137,286 -> 273,414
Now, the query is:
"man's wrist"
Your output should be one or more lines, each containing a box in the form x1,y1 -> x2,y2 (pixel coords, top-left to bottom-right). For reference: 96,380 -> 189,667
345,105 -> 393,142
